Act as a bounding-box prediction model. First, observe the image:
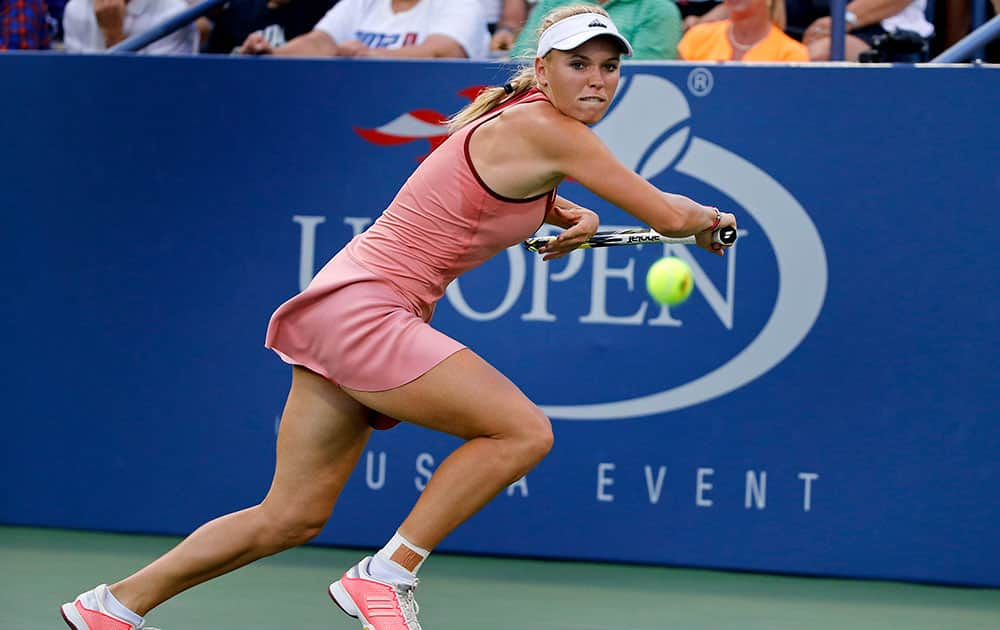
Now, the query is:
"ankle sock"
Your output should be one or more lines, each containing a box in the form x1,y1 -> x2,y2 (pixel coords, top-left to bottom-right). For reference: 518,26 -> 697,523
86,585 -> 143,626
368,531 -> 429,585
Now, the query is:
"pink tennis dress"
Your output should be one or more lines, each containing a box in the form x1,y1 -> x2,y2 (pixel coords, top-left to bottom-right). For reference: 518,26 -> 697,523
265,88 -> 555,399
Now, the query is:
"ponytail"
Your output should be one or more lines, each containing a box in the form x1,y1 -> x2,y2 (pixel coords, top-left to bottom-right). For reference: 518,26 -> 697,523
447,66 -> 537,132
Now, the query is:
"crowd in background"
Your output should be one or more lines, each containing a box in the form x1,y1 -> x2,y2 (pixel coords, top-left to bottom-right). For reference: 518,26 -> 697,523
1,0 -> 997,62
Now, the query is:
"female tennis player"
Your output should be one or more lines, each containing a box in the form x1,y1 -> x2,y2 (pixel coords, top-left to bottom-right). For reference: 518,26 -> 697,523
61,5 -> 736,630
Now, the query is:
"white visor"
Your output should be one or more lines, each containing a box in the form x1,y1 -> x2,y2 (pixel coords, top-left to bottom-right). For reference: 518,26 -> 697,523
536,12 -> 633,59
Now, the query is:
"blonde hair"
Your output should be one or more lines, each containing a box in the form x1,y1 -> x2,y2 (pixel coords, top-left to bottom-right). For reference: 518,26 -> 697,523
448,4 -> 612,132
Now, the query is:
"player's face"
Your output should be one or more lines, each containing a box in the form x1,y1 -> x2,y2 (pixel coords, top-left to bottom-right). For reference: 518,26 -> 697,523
539,38 -> 622,125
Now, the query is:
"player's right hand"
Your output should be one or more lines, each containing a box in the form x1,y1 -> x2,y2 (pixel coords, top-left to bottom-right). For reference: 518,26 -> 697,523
240,32 -> 273,55
695,211 -> 737,256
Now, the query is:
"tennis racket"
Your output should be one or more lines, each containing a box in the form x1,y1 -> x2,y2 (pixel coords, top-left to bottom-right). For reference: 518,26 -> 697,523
522,226 -> 737,253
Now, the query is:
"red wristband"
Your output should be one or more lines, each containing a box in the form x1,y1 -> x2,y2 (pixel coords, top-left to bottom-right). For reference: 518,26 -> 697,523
704,208 -> 721,232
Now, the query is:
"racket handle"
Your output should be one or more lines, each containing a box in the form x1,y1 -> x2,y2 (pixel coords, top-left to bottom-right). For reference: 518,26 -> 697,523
713,226 -> 738,246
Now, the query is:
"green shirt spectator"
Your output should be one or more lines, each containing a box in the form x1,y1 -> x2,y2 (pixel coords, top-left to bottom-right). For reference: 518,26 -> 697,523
510,0 -> 682,60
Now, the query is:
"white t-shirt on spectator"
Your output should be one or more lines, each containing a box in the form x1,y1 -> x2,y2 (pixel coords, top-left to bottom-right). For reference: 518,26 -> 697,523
479,0 -> 501,25
881,0 -> 934,38
315,0 -> 489,59
63,0 -> 198,54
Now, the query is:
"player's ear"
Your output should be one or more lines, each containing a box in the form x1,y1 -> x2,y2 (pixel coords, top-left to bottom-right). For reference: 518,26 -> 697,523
534,56 -> 549,88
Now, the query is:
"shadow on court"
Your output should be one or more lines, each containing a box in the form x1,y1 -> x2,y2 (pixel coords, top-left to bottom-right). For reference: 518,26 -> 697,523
1,526 -> 997,629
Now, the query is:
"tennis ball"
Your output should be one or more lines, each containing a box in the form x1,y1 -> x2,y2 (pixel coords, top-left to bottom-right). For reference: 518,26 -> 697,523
646,257 -> 694,306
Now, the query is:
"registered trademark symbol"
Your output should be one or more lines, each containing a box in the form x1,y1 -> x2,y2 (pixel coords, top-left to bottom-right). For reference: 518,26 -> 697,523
687,68 -> 714,97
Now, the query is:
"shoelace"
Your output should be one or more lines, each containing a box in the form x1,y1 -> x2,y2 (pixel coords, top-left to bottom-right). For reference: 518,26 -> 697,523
393,579 -> 421,630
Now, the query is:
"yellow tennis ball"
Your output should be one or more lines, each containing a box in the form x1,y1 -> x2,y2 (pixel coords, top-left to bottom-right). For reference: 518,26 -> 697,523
646,257 -> 694,305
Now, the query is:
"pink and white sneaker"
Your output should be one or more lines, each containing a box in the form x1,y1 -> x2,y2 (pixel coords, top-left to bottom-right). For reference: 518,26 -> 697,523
329,557 -> 423,630
60,584 -> 158,630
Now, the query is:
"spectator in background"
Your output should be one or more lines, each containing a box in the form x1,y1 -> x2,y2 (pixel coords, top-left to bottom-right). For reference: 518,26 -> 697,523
675,0 -> 721,24
509,0 -> 683,59
48,0 -> 70,45
679,0 -> 808,60
203,0 -> 339,54
63,0 -> 198,53
240,0 -> 489,58
683,0 -> 725,31
1,0 -> 52,49
485,0 -> 530,55
936,0 -> 998,60
801,0 -> 935,60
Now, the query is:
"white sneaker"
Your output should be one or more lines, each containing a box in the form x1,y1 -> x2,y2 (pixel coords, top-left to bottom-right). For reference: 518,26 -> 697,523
60,584 -> 159,630
329,556 -> 423,630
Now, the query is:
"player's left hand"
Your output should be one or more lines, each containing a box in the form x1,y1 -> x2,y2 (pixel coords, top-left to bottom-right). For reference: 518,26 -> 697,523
539,205 -> 599,260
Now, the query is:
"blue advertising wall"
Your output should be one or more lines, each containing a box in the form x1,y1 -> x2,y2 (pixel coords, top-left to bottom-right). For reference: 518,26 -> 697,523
1,54 -> 998,587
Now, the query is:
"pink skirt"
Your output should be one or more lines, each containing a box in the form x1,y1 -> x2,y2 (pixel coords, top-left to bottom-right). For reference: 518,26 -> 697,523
265,249 -> 466,395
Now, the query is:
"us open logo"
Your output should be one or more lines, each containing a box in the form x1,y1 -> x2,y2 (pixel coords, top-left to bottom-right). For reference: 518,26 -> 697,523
541,72 -> 829,419
313,72 -> 828,421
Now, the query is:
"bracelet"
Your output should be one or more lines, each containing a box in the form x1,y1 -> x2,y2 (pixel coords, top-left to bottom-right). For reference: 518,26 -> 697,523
494,25 -> 516,35
703,208 -> 721,232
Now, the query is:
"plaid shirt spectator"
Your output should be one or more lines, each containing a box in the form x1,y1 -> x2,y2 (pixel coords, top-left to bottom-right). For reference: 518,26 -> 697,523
1,0 -> 52,49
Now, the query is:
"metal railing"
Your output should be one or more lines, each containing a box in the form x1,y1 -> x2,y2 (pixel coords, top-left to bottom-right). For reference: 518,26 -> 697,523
103,0 -> 997,62
109,0 -> 228,54
829,0 -> 848,62
933,13 -> 1000,62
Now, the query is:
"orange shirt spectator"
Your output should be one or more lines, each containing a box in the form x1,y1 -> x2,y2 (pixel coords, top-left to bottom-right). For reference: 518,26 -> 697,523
679,19 -> 808,61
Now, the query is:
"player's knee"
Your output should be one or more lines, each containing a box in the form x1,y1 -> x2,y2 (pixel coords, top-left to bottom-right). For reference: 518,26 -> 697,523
274,517 -> 327,549
510,410 -> 554,469
527,417 -> 554,462
258,506 -> 328,550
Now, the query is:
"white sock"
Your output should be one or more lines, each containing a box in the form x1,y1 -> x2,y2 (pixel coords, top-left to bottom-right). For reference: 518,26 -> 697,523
368,531 -> 429,585
85,585 -> 143,626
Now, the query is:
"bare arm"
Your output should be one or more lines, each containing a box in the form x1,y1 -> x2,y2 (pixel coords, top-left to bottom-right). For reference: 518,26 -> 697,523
540,117 -> 718,237
526,110 -> 735,255
240,29 -> 340,56
844,0 -> 913,28
545,196 -> 590,229
498,0 -> 528,32
491,0 -> 529,52
537,195 -> 600,260
94,0 -> 126,48
364,34 -> 467,59
804,0 -> 912,42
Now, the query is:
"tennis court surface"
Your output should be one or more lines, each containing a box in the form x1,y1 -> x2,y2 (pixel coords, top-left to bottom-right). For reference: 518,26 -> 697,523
3,526 -> 997,629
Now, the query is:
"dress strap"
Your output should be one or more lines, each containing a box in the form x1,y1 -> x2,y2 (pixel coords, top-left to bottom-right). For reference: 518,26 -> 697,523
466,87 -> 549,132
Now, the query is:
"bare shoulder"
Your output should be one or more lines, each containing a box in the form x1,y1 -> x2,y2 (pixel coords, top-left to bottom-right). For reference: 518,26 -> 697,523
497,100 -> 601,157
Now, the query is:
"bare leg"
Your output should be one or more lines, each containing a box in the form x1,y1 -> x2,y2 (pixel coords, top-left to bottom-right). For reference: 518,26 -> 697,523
109,367 -> 372,615
344,349 -> 553,560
